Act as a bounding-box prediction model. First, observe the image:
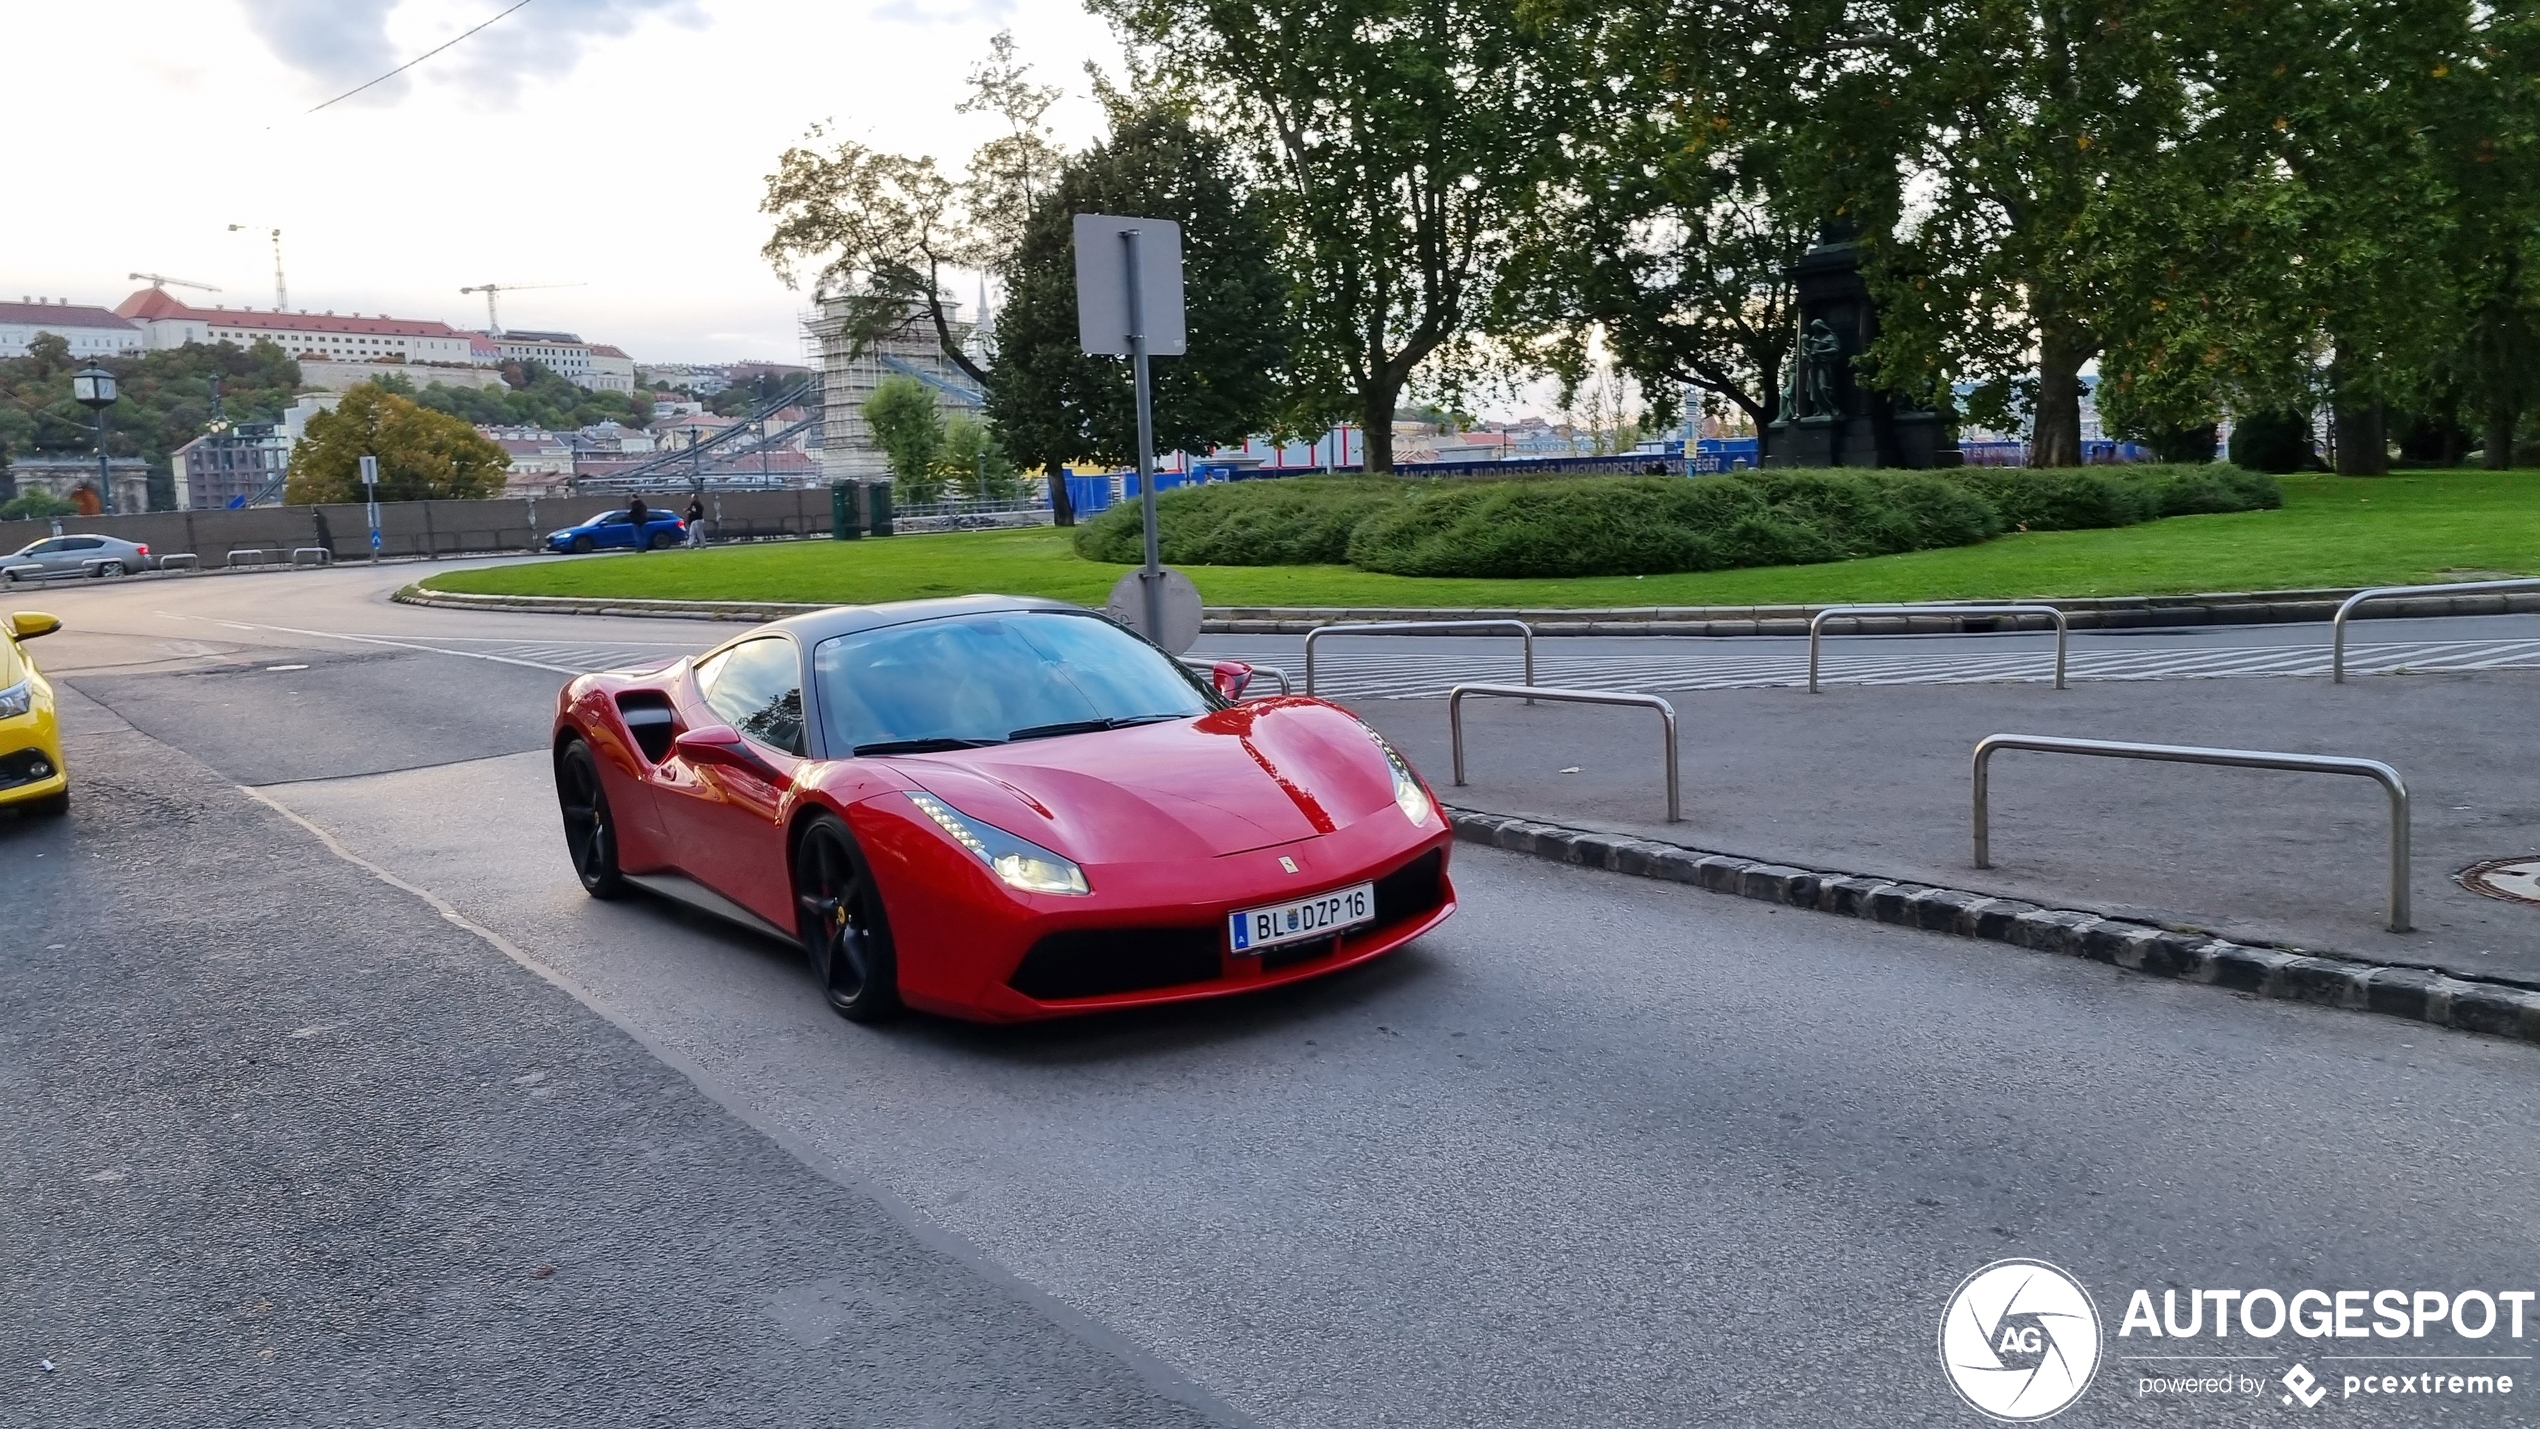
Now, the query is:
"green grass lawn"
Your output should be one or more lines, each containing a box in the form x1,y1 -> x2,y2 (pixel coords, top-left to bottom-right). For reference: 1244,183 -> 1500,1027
421,470 -> 2540,609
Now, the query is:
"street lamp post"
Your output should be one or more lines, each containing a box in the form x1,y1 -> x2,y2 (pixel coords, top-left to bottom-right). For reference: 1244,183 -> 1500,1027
71,366 -> 119,515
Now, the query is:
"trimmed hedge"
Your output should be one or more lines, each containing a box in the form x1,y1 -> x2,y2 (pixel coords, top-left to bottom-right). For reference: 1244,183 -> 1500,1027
1067,464 -> 2280,579
1345,471 -> 2000,578
1071,477 -> 1407,565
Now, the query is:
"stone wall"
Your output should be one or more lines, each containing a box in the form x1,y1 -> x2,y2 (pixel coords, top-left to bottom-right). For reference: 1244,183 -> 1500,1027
0,487 -> 844,563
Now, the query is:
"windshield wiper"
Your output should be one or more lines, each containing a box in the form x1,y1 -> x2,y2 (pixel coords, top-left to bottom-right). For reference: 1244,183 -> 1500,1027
853,736 -> 1005,756
1006,714 -> 1183,742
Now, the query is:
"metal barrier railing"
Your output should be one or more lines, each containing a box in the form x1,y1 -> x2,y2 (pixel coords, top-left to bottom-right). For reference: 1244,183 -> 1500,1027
2332,578 -> 2540,682
226,549 -> 273,569
1449,682 -> 1681,822
1180,658 -> 1293,697
292,547 -> 333,569
157,554 -> 199,573
1305,619 -> 1535,698
1809,603 -> 2070,693
1971,733 -> 2411,932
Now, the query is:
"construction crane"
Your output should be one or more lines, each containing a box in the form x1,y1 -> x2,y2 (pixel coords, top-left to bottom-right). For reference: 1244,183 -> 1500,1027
458,282 -> 582,335
127,272 -> 221,293
226,224 -> 287,309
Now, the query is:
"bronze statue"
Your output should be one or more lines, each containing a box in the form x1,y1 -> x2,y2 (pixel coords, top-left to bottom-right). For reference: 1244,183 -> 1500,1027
1797,319 -> 1843,418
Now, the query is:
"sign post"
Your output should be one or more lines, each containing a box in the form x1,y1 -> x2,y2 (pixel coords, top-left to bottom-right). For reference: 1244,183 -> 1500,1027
360,454 -> 381,559
1074,213 -> 1192,650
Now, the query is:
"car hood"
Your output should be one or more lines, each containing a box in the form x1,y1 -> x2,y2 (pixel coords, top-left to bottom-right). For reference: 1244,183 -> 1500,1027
887,698 -> 1403,861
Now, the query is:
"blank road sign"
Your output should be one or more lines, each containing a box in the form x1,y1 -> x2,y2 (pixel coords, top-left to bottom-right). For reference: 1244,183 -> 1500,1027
1073,213 -> 1186,357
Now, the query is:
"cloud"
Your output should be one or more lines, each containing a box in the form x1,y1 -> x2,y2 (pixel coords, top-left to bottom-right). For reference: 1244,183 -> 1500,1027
233,0 -> 705,108
235,0 -> 405,99
439,0 -> 705,103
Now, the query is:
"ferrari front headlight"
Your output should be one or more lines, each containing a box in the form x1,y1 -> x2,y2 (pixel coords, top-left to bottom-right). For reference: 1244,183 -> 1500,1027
1369,730 -> 1433,825
906,791 -> 1090,895
0,680 -> 31,720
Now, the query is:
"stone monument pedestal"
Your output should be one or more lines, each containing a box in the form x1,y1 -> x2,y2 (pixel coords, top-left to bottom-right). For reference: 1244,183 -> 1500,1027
1765,229 -> 1959,470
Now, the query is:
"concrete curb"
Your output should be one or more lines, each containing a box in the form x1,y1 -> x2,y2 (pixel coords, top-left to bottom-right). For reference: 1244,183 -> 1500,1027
398,581 -> 2540,634
395,585 -> 821,622
1445,806 -> 2540,1045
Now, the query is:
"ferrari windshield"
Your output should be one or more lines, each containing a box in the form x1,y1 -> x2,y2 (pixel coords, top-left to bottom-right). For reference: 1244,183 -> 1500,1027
813,611 -> 1211,756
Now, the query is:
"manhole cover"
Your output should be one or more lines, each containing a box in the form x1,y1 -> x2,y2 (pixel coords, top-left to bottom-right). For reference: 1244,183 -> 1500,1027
2458,858 -> 2540,907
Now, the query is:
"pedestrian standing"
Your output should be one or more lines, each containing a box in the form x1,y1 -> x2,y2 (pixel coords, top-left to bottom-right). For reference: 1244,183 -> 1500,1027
628,495 -> 650,552
685,496 -> 706,549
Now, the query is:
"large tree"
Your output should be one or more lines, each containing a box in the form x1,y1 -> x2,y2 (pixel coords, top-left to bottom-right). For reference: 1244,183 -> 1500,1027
1495,0 -> 1818,447
1847,0 -> 2207,467
283,383 -> 509,503
760,30 -> 1065,382
1092,0 -> 1553,471
986,104 -> 1292,522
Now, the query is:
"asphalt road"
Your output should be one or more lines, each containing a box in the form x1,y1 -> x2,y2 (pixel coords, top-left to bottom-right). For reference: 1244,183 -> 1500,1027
7,562 -> 2540,1427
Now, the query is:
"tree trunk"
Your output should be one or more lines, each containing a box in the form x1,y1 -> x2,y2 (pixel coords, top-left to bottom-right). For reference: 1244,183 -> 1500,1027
2029,321 -> 2086,468
1045,467 -> 1074,527
1359,384 -> 1399,472
2486,400 -> 2520,471
2333,398 -> 2388,475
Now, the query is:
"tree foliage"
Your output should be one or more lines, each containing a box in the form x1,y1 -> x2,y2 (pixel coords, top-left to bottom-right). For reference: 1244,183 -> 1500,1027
941,412 -> 1022,501
760,30 -> 1063,384
1497,0 -> 1817,441
863,376 -> 947,502
0,333 -> 302,508
392,361 -> 650,432
283,382 -> 510,503
1093,0 -> 1557,471
986,104 -> 1293,520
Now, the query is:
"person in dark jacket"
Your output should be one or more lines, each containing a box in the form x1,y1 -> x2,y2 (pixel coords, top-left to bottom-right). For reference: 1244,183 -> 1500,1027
684,496 -> 706,548
627,496 -> 650,551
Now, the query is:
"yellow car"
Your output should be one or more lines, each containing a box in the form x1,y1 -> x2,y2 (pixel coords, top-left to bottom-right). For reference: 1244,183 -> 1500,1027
1,610 -> 67,818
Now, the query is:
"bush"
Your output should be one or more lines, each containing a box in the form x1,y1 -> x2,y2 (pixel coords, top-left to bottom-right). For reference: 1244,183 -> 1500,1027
1,488 -> 77,522
2134,464 -> 2283,516
1343,471 -> 2000,578
2228,411 -> 2316,473
1947,467 -> 2155,531
1071,477 -> 1409,565
1067,463 -> 2281,580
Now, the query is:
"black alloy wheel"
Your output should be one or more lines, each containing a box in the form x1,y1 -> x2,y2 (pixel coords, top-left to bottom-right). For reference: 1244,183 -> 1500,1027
648,530 -> 676,550
571,534 -> 596,554
793,814 -> 900,1022
554,738 -> 627,898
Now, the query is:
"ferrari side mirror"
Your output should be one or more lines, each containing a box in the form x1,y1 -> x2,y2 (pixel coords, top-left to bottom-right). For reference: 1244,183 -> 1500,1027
1210,660 -> 1254,701
672,724 -> 752,765
10,612 -> 63,641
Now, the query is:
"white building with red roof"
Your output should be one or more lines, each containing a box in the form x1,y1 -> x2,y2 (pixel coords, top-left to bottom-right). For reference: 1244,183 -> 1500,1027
2,297 -> 142,358
114,287 -> 483,368
585,343 -> 635,393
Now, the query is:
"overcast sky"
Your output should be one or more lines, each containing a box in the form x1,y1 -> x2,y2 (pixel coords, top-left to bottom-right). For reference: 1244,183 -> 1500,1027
9,0 -> 1121,364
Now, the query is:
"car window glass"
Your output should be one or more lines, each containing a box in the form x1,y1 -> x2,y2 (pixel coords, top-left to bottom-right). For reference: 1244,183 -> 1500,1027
21,540 -> 59,555
67,537 -> 105,549
813,611 -> 1209,754
598,512 -> 628,525
700,638 -> 805,755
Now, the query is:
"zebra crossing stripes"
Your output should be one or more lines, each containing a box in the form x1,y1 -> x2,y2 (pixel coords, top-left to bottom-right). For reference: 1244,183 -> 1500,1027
1210,637 -> 2540,700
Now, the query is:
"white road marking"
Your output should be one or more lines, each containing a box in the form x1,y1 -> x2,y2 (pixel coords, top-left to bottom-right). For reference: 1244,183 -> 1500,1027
1228,637 -> 2540,699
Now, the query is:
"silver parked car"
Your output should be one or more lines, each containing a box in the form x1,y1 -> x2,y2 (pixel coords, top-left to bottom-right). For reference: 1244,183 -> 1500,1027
2,534 -> 157,582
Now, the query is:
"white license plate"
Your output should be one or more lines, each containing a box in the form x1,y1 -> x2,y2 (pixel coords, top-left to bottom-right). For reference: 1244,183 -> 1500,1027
1228,882 -> 1375,954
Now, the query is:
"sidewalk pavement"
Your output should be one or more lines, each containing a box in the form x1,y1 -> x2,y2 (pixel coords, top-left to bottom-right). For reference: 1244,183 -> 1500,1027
1352,668 -> 2540,985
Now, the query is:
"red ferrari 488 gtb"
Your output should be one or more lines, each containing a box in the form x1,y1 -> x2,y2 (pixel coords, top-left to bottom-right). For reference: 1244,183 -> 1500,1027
551,596 -> 1455,1023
